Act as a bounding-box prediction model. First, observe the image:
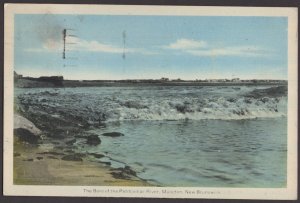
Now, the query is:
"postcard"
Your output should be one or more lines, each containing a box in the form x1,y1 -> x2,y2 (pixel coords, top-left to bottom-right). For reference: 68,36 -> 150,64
3,4 -> 298,199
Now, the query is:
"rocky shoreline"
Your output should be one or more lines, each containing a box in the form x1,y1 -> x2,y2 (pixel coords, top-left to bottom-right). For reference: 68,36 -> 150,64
13,113 -> 151,186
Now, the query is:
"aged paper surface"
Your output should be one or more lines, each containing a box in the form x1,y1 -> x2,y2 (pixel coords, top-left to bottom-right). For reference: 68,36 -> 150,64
3,4 -> 298,199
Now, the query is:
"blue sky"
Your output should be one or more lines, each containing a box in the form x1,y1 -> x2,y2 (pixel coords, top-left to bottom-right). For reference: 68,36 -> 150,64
14,14 -> 287,80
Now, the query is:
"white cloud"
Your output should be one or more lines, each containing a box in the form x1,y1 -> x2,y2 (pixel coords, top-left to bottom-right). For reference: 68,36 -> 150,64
164,38 -> 270,58
74,39 -> 158,55
187,46 -> 268,57
164,38 -> 207,50
24,36 -> 269,58
68,38 -> 126,53
24,37 -> 157,55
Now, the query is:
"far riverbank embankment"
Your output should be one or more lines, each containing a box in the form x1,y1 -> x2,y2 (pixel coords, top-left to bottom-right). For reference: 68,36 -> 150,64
14,77 -> 287,88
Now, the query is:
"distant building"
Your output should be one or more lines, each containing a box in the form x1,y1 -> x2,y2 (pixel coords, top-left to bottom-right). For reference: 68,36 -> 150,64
160,77 -> 169,81
231,78 -> 240,82
172,78 -> 182,82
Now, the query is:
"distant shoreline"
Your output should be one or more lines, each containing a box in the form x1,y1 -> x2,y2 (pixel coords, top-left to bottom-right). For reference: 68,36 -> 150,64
63,80 -> 287,87
14,78 -> 288,88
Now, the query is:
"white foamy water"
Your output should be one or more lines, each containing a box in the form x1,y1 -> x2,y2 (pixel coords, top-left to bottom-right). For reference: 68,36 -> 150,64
16,85 -> 287,123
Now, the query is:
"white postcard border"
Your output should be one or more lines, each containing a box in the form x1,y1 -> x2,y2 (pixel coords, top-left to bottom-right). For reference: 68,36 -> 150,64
3,4 -> 298,199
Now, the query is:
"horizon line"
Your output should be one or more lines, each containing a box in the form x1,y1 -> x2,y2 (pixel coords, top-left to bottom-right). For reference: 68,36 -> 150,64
14,71 -> 288,81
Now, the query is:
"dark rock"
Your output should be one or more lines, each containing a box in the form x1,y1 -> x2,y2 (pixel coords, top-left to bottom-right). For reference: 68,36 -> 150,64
110,166 -> 137,180
65,138 -> 76,145
47,156 -> 59,159
86,134 -> 101,145
260,97 -> 269,103
14,128 -> 39,144
40,91 -> 59,96
74,153 -> 86,158
123,166 -> 137,176
14,152 -> 21,157
102,132 -> 124,137
122,100 -> 147,109
110,171 -> 130,180
40,98 -> 47,102
36,156 -> 43,160
100,161 -> 111,166
61,154 -> 83,161
227,98 -> 236,103
175,104 -> 186,113
37,151 -> 65,156
174,103 -> 193,113
244,98 -> 252,104
89,153 -> 105,159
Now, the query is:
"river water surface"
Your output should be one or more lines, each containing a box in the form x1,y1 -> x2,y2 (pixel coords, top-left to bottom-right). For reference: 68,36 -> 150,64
15,85 -> 287,187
